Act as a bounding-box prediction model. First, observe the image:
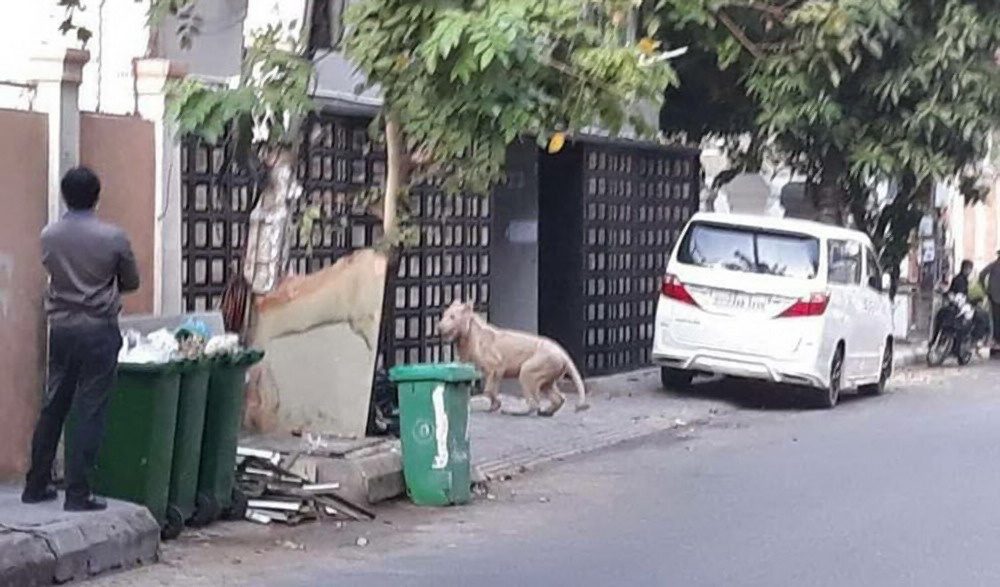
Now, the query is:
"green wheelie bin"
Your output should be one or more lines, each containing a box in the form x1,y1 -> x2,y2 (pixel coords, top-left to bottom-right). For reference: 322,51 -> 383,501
84,362 -> 183,528
163,359 -> 212,539
190,351 -> 264,526
389,363 -> 480,506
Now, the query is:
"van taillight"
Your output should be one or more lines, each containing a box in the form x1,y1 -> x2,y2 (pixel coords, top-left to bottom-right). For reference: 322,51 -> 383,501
661,274 -> 697,306
778,293 -> 830,318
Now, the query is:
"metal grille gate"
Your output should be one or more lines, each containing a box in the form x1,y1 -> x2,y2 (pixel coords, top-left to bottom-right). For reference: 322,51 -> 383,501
180,134 -> 253,312
580,144 -> 698,375
539,139 -> 700,377
180,110 -> 492,368
391,187 -> 491,366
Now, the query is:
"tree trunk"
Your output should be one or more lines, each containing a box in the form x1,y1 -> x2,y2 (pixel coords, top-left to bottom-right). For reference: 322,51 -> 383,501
871,174 -> 924,301
243,146 -> 301,296
814,154 -> 847,226
383,112 -> 404,236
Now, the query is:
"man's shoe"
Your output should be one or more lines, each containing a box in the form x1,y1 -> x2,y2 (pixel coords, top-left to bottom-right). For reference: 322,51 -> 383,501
21,486 -> 58,504
64,496 -> 107,512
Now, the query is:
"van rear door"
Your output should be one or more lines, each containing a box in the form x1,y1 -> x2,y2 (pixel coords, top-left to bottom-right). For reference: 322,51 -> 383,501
664,221 -> 826,358
672,221 -> 822,313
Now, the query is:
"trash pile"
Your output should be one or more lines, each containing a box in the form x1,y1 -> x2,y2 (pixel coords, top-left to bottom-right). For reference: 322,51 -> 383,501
236,446 -> 375,525
118,318 -> 245,364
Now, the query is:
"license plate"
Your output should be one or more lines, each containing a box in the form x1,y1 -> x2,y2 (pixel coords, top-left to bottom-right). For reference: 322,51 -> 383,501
712,291 -> 766,311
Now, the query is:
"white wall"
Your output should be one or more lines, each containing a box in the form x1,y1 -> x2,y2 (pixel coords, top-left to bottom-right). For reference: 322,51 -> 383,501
79,1 -> 150,114
0,3 -> 64,110
0,1 -> 145,114
0,0 -> 247,114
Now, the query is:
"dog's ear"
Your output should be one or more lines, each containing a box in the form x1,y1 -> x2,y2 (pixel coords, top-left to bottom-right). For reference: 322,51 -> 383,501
463,301 -> 474,312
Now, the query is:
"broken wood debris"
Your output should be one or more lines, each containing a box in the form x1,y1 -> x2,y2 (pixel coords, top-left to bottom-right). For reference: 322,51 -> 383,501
236,446 -> 375,527
237,447 -> 283,465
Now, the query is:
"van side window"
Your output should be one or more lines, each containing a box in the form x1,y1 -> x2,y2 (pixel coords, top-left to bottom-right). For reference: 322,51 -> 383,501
828,240 -> 862,285
866,248 -> 883,292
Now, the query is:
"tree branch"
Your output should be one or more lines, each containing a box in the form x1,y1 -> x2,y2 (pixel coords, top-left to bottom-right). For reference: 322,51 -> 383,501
716,9 -> 765,60
721,1 -> 790,19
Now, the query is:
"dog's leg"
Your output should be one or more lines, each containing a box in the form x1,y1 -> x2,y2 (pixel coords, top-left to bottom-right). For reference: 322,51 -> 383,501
483,371 -> 502,412
539,380 -> 566,417
504,360 -> 543,416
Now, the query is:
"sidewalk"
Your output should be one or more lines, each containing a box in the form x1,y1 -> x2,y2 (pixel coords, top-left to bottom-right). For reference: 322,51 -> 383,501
471,369 -> 726,481
0,487 -> 159,586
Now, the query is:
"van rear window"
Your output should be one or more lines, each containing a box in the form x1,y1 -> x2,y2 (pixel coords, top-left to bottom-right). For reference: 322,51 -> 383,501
676,222 -> 820,279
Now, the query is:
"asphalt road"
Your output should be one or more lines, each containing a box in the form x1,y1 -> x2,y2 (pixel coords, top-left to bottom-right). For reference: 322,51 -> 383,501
97,363 -> 1000,587
309,364 -> 1000,587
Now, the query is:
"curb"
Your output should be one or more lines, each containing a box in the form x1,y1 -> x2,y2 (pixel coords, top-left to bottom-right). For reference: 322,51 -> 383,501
473,416 -> 710,483
0,498 -> 159,586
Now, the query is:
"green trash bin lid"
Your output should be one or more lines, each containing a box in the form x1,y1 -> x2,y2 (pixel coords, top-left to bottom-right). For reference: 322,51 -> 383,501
211,349 -> 266,366
389,363 -> 481,383
117,361 -> 187,375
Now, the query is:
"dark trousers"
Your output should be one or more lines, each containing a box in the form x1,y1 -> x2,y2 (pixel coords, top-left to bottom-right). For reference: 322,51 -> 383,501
25,322 -> 121,501
993,301 -> 1000,345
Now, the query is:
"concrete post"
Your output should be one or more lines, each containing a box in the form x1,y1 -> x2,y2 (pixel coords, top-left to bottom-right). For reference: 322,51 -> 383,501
134,58 -> 188,315
30,49 -> 90,224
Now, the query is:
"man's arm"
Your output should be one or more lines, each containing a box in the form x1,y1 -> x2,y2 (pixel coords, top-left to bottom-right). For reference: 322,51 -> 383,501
980,264 -> 993,291
115,232 -> 140,293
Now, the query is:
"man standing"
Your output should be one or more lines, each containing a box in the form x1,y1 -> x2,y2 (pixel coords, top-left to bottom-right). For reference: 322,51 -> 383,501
980,251 -> 1000,348
22,167 -> 139,512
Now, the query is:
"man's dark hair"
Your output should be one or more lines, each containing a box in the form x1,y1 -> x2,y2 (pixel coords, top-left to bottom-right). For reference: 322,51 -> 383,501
962,259 -> 974,272
61,167 -> 101,210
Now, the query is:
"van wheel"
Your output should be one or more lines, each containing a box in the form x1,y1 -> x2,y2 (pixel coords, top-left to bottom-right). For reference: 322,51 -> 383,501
815,348 -> 843,409
860,341 -> 892,397
661,367 -> 693,390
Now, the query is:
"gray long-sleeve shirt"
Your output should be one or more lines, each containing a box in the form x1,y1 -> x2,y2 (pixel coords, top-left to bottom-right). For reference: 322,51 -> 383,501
42,211 -> 139,326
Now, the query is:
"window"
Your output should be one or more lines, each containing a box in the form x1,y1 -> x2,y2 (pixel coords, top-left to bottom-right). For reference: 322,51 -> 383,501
866,248 -> 883,292
828,240 -> 862,285
676,222 -> 820,279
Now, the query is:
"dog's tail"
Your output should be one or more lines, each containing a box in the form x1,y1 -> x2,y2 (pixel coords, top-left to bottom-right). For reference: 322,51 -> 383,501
564,355 -> 589,412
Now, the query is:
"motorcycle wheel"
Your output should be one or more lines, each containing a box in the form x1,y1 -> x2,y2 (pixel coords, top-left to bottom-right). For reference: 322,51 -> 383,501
958,343 -> 974,366
927,335 -> 950,367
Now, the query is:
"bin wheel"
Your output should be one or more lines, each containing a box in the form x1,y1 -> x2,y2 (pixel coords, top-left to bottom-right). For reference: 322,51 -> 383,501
162,505 -> 184,540
223,488 -> 248,521
190,493 -> 220,527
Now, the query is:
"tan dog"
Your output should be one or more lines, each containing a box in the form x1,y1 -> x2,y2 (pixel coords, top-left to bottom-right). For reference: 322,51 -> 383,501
438,301 -> 589,416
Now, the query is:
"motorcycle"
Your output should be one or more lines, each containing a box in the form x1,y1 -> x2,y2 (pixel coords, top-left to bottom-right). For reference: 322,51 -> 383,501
927,292 -> 988,366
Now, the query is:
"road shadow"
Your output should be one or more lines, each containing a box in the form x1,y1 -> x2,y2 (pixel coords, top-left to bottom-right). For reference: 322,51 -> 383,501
665,375 -> 867,412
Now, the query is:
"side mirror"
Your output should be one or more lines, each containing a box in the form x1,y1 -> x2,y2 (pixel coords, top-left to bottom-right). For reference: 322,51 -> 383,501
881,273 -> 892,291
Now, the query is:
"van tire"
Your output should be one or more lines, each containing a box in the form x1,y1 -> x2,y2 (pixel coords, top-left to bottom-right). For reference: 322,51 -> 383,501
814,347 -> 844,409
661,367 -> 693,390
860,340 -> 892,396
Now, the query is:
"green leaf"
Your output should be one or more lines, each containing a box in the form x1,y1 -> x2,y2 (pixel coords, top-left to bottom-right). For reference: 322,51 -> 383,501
717,37 -> 741,70
480,47 -> 495,70
76,27 -> 93,46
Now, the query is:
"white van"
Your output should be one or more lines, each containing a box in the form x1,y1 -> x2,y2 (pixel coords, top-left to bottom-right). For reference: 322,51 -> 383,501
652,212 -> 894,408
